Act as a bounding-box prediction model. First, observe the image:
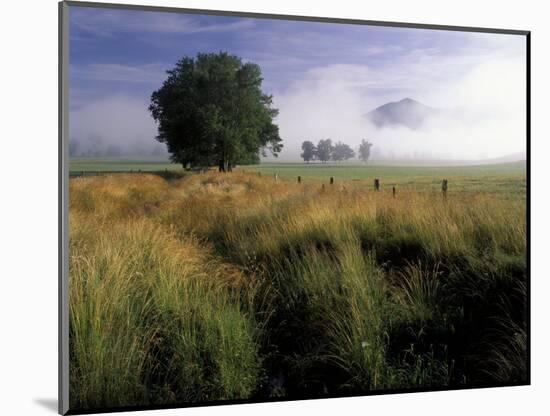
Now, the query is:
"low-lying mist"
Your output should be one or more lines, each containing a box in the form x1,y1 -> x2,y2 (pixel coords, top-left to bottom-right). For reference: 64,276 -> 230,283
69,95 -> 168,158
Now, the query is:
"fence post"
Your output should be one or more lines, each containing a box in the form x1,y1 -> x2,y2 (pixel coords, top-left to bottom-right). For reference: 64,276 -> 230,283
392,186 -> 396,198
330,177 -> 334,185
298,176 -> 301,184
442,179 -> 448,197
374,179 -> 380,191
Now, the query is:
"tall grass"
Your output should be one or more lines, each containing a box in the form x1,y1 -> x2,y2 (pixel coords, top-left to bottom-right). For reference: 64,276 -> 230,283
69,171 -> 527,410
69,200 -> 262,408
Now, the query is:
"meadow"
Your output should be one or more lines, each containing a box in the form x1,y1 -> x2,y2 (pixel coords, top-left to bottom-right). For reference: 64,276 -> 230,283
68,165 -> 528,410
69,158 -> 526,197
69,157 -> 184,175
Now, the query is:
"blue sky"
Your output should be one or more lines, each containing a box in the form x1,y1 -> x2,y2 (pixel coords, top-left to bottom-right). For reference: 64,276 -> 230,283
69,5 -> 527,160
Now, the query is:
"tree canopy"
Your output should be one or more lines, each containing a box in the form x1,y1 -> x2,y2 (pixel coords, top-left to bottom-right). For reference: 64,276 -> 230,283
332,141 -> 355,162
358,139 -> 373,163
300,141 -> 316,163
316,139 -> 334,163
149,52 -> 282,171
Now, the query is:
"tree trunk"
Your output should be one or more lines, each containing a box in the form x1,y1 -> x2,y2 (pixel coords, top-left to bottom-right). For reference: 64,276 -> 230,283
227,161 -> 233,172
218,159 -> 225,172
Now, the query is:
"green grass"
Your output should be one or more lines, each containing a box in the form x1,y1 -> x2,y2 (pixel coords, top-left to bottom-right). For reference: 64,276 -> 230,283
69,158 -> 525,177
69,157 -> 184,174
69,216 -> 262,409
241,161 -> 526,179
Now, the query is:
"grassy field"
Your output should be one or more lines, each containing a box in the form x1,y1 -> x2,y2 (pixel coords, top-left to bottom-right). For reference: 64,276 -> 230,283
69,158 -> 526,197
69,157 -> 184,174
242,161 -> 526,198
68,168 -> 527,411
69,158 -> 525,176
243,161 -> 526,178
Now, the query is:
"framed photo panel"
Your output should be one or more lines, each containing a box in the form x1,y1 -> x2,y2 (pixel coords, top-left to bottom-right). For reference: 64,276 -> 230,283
59,1 -> 530,414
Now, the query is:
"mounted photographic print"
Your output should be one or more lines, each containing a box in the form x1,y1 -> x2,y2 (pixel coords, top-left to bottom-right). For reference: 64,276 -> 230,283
59,1 -> 530,414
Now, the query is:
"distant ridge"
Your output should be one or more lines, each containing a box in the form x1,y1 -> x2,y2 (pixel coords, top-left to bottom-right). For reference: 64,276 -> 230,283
366,98 -> 436,129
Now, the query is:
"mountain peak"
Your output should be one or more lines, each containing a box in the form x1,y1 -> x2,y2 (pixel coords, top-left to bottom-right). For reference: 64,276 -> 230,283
387,97 -> 424,107
366,98 -> 435,129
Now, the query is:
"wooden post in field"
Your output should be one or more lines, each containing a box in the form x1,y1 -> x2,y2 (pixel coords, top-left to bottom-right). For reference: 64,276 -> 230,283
374,179 -> 380,191
274,173 -> 278,182
330,177 -> 334,185
442,179 -> 448,197
321,184 -> 325,191
392,186 -> 396,198
298,176 -> 301,184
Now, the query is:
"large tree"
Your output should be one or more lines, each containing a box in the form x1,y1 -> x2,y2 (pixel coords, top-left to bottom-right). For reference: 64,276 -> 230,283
149,52 -> 283,172
332,141 -> 355,162
359,139 -> 373,163
316,139 -> 334,163
300,140 -> 316,163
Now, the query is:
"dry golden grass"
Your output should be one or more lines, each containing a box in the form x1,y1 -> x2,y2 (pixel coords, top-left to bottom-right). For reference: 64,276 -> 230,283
69,171 -> 527,409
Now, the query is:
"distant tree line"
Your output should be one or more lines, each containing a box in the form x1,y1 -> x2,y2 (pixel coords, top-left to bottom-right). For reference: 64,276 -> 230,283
301,139 -> 373,163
